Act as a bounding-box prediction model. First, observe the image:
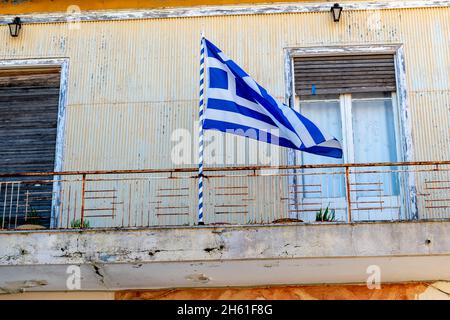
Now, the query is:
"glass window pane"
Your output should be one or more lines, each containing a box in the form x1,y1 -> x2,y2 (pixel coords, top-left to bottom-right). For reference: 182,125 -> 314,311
298,100 -> 345,199
352,97 -> 397,163
351,96 -> 399,197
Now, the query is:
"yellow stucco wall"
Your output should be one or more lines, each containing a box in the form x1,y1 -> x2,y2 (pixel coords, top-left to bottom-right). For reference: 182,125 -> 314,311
1,282 -> 449,299
2,0 -> 325,15
115,282 -> 450,300
0,0 -> 429,15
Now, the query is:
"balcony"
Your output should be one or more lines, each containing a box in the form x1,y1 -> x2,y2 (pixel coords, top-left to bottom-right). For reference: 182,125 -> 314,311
2,161 -> 450,291
1,161 -> 450,230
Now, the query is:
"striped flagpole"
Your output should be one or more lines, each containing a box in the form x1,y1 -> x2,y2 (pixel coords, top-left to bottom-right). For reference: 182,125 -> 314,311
198,33 -> 206,225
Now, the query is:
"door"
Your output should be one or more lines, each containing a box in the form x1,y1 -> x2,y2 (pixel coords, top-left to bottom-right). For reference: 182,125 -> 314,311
295,92 -> 402,222
0,66 -> 62,229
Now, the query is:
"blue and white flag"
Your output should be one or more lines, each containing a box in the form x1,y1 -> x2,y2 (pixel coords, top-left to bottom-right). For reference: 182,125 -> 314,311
202,38 -> 343,159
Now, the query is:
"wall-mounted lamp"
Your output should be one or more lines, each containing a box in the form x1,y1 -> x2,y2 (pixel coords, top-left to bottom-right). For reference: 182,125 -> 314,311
330,3 -> 343,22
8,17 -> 22,37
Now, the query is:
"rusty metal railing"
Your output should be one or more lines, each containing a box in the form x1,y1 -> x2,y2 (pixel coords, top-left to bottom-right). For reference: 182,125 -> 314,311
1,161 -> 450,230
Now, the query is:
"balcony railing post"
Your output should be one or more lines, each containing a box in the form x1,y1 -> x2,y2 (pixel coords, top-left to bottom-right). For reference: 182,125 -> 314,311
345,166 -> 352,223
80,174 -> 86,228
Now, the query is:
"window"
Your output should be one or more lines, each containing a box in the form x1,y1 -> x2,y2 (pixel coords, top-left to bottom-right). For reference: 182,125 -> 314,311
290,52 -> 404,222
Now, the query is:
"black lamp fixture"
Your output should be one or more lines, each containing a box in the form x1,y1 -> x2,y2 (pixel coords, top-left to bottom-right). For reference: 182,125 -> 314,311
330,3 -> 343,22
8,17 -> 22,37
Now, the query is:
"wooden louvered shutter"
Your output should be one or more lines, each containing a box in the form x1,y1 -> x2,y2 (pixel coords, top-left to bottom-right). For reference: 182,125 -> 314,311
293,54 -> 396,97
0,67 -> 61,173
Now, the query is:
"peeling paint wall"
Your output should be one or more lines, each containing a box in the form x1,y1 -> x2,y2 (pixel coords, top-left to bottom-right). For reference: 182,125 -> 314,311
0,281 -> 450,300
0,8 -> 448,168
1,282 -> 449,299
1,221 -> 450,291
0,0 -> 292,15
0,0 -> 427,15
115,282 -> 450,300
3,220 -> 450,266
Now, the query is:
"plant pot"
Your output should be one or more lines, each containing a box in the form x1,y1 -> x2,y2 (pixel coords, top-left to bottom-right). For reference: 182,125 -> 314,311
16,224 -> 46,230
272,218 -> 304,224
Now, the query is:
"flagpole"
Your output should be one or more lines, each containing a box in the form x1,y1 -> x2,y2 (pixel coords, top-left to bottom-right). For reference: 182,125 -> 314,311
198,32 -> 206,225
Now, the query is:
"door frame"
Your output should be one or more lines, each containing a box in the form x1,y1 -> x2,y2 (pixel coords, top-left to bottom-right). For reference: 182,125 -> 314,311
283,44 -> 416,221
0,58 -> 69,228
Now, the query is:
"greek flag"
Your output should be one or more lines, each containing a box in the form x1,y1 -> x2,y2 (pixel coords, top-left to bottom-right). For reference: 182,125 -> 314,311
203,38 -> 343,158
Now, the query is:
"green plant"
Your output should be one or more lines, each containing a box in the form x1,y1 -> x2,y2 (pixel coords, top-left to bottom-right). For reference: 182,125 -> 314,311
70,219 -> 90,229
315,206 -> 336,222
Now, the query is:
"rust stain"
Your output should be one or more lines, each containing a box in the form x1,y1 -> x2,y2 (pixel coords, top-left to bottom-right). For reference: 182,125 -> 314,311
115,282 -> 432,300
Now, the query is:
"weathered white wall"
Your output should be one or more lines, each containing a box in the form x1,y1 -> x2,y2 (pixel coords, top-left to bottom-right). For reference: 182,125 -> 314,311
1,220 -> 450,291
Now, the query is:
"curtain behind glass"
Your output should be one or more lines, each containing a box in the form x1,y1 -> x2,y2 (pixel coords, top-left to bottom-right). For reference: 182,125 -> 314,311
299,99 -> 345,199
352,96 -> 399,197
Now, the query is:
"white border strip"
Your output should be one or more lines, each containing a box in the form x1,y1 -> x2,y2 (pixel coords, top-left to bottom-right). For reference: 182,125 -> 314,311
0,1 -> 449,24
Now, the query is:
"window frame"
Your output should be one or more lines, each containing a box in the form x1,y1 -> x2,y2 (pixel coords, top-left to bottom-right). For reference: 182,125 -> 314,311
284,45 -> 417,220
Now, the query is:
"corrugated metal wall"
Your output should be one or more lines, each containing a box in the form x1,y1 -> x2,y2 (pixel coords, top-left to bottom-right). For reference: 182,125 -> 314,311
0,7 -> 448,225
1,7 -> 448,169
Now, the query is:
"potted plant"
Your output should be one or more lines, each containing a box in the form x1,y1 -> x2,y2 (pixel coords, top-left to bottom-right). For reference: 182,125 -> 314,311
272,218 -> 304,224
16,207 -> 46,230
70,219 -> 91,229
315,206 -> 336,223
